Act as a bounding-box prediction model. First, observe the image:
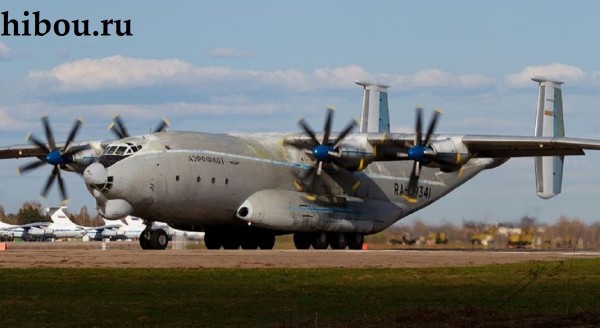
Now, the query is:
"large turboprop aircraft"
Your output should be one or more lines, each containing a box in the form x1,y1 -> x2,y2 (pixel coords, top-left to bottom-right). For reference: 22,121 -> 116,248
2,77 -> 600,250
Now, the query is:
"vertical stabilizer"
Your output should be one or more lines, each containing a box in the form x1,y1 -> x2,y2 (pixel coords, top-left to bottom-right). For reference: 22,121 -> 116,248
356,82 -> 390,133
45,206 -> 74,225
532,77 -> 565,199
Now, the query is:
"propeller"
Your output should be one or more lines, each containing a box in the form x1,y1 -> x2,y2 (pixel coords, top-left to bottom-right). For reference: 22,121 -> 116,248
18,116 -> 90,202
108,115 -> 170,139
401,107 -> 441,198
292,107 -> 358,194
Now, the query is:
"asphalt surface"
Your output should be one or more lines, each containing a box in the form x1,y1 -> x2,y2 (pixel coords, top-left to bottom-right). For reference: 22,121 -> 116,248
1,242 -> 598,268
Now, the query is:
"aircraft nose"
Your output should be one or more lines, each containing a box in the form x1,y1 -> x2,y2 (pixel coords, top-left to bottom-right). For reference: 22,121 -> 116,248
84,162 -> 108,185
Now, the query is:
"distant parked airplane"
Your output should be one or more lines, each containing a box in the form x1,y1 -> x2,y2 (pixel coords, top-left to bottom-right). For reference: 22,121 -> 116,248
0,207 -> 86,240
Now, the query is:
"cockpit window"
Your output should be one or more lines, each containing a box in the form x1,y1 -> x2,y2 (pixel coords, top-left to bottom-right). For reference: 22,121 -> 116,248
115,146 -> 127,155
98,143 -> 143,167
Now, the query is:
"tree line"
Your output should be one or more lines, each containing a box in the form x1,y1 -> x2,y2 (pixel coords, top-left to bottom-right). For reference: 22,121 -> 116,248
381,215 -> 600,249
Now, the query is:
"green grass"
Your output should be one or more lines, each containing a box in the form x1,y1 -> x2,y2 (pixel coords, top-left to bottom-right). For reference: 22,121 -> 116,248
1,259 -> 599,327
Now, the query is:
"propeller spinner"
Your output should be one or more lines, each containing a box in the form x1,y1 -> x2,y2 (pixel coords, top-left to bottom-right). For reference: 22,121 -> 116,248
18,116 -> 90,202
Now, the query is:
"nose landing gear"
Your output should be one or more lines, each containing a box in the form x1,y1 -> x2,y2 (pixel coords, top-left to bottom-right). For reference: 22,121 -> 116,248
139,226 -> 169,250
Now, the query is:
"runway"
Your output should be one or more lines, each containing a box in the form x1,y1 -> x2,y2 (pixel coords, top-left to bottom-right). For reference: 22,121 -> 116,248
1,242 -> 598,268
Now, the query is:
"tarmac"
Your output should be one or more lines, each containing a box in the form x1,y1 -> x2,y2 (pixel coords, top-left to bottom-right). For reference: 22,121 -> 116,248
0,241 -> 598,268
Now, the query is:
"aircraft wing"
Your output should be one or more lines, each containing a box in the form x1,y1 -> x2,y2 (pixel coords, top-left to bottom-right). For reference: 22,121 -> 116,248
286,132 -> 600,159
366,133 -> 600,158
459,135 -> 600,157
86,224 -> 122,231
0,143 -> 47,159
0,140 -> 110,160
17,222 -> 51,229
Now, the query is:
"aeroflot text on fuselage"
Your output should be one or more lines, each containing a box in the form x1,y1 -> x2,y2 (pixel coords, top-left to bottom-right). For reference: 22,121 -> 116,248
1,11 -> 132,37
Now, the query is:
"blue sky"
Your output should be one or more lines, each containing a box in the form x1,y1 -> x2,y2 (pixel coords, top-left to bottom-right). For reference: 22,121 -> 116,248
2,1 -> 600,225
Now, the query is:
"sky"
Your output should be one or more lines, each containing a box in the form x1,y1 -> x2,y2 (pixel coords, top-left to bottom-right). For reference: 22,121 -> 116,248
2,1 -> 600,225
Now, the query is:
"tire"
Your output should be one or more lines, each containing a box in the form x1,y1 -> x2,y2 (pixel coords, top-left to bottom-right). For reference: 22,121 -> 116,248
150,229 -> 169,250
241,234 -> 259,249
258,234 -> 275,250
204,232 -> 222,250
312,232 -> 328,250
347,233 -> 364,250
293,233 -> 311,250
328,232 -> 348,250
139,231 -> 150,250
222,235 -> 241,250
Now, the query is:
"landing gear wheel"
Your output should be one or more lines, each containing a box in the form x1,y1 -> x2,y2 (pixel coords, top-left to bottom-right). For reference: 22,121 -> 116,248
150,229 -> 169,250
204,232 -> 222,250
293,233 -> 311,250
258,234 -> 275,250
139,232 -> 151,250
241,235 -> 259,249
328,232 -> 348,250
347,233 -> 364,250
222,235 -> 241,250
312,232 -> 329,250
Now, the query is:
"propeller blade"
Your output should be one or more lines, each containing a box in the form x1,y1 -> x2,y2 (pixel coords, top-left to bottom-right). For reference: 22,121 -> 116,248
298,118 -> 320,147
41,167 -> 58,198
415,107 -> 423,147
153,118 -> 170,133
18,160 -> 46,174
27,133 -> 50,154
332,119 -> 358,149
56,168 -> 67,202
42,116 -> 57,151
61,144 -> 91,158
316,160 -> 324,176
322,107 -> 334,145
408,161 -> 421,196
63,119 -> 83,152
423,110 -> 441,146
108,122 -> 124,139
110,115 -> 129,139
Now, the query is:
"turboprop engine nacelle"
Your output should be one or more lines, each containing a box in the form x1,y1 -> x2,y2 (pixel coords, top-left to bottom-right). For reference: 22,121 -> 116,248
331,146 -> 376,171
236,189 -> 404,233
427,137 -> 471,172
330,134 -> 377,171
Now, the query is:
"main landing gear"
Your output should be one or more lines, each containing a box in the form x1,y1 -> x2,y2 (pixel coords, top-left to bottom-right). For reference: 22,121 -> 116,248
204,228 -> 276,250
139,226 -> 169,250
293,232 -> 364,250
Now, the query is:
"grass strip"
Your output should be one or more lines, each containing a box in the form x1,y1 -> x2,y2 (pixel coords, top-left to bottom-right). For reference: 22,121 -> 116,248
0,259 -> 599,327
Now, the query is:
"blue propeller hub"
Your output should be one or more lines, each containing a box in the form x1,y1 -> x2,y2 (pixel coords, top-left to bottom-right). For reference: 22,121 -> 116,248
45,150 -> 65,166
407,145 -> 428,161
313,144 -> 332,161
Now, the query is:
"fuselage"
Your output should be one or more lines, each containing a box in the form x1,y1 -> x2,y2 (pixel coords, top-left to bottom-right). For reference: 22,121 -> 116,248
84,131 -> 504,235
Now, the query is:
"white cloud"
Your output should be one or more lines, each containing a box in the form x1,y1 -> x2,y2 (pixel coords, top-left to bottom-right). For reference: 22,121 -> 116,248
0,109 -> 28,130
207,47 -> 257,58
26,55 -> 495,94
505,63 -> 585,88
383,69 -> 494,90
0,41 -> 11,60
27,55 -> 193,92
